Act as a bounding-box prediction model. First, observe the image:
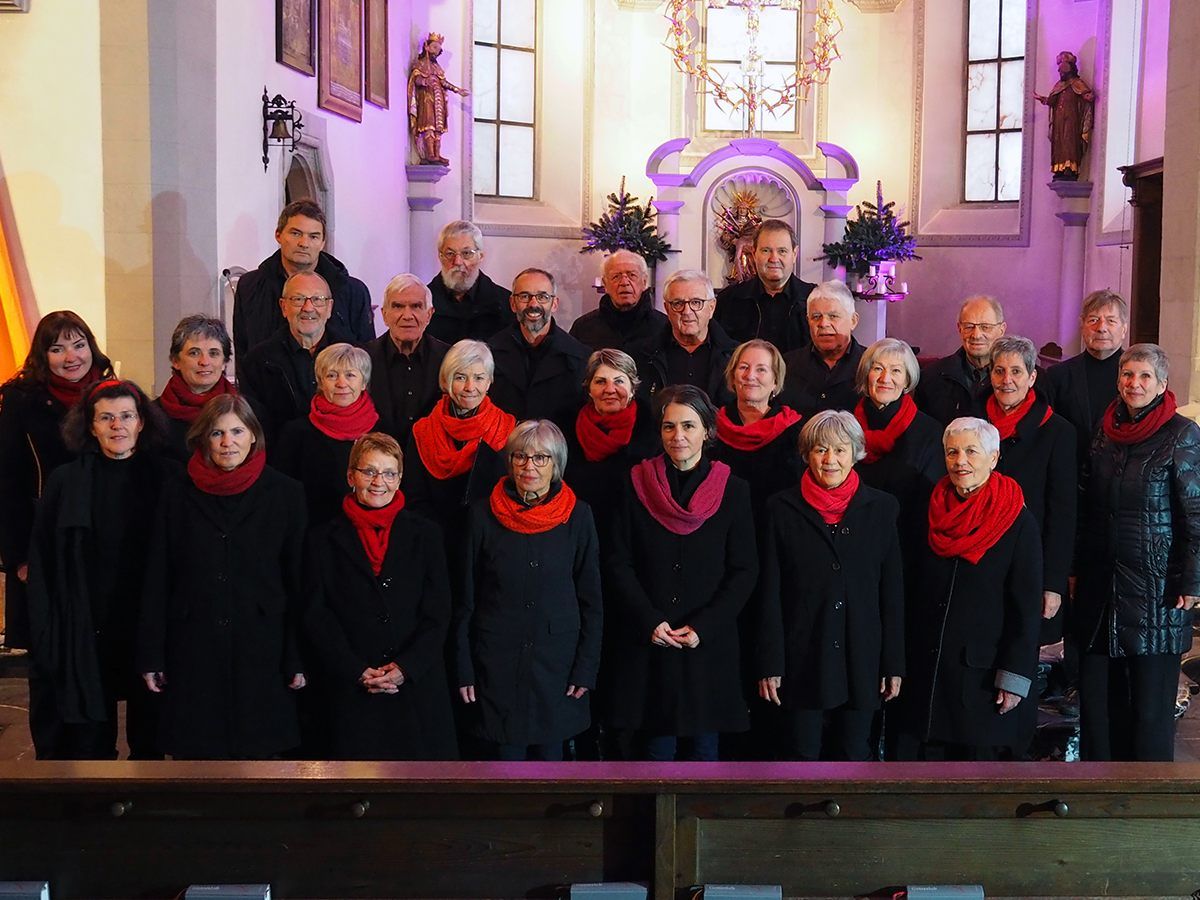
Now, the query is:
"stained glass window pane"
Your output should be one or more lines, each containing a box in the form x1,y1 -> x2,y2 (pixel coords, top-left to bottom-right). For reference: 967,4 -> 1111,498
966,63 -> 998,131
499,49 -> 535,123
965,133 -> 997,201
474,0 -> 498,44
1000,0 -> 1026,57
501,0 -> 535,49
968,0 -> 999,61
999,59 -> 1024,129
473,123 -> 498,196
473,45 -> 498,120
997,132 -> 1022,200
499,124 -> 534,197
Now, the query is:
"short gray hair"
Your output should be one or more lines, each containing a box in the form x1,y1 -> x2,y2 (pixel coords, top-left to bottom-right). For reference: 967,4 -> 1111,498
439,339 -> 495,392
856,338 -> 920,396
1081,289 -> 1129,324
1121,343 -> 1169,383
169,314 -> 231,362
583,348 -> 640,393
505,419 -> 568,484
513,267 -> 557,296
798,409 -> 866,463
438,220 -> 483,252
807,280 -> 856,318
663,268 -> 715,302
989,335 -> 1038,373
959,294 -> 1005,323
314,342 -> 372,388
281,270 -> 331,299
943,416 -> 1000,457
602,249 -> 649,283
383,273 -> 433,309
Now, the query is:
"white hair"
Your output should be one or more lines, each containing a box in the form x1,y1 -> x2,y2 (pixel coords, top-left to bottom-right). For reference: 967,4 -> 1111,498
943,416 -> 1000,457
383,273 -> 433,309
807,279 -> 856,318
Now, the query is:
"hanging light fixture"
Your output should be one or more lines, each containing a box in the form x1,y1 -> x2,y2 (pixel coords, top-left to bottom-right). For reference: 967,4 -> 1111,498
262,88 -> 304,172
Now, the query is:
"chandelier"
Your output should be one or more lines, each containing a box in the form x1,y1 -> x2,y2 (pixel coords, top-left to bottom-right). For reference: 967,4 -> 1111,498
665,0 -> 843,135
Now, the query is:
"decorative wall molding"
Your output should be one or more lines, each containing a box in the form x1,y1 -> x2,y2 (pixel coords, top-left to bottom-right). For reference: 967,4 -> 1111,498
845,0 -> 907,11
614,0 -> 661,9
479,223 -> 587,240
0,0 -> 31,11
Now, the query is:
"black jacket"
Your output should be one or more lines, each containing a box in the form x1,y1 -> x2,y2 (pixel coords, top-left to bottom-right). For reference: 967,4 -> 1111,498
714,274 -> 816,353
628,323 -> 738,407
569,292 -> 669,352
487,321 -> 590,423
274,416 -> 390,528
305,511 -> 458,760
915,348 -> 990,425
426,271 -> 515,345
757,483 -> 905,711
603,460 -> 758,735
900,507 -> 1042,750
1040,350 -> 1120,471
365,333 -> 449,449
455,486 -> 603,746
232,249 -> 374,360
992,393 -> 1077,597
779,338 -> 866,419
137,466 -> 308,759
711,404 -> 804,522
0,378 -> 77,648
1075,409 -> 1200,657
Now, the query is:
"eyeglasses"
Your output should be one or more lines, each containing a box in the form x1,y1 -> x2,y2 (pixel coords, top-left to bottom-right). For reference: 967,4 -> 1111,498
94,411 -> 139,425
439,248 -> 479,262
510,452 -> 552,468
607,271 -> 643,283
284,295 -> 332,308
354,467 -> 400,483
665,298 -> 710,313
512,291 -> 554,305
958,321 -> 1002,334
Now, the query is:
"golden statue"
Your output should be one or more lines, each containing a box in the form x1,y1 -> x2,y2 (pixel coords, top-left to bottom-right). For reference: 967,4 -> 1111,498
1034,50 -> 1096,181
407,32 -> 468,166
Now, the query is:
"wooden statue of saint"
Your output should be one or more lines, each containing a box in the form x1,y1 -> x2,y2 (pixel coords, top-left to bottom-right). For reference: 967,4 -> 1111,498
1033,50 -> 1096,181
407,32 -> 469,167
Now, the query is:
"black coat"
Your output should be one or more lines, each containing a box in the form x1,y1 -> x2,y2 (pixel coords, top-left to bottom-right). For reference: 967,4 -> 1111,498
779,339 -> 866,419
757,484 -> 905,710
402,432 -> 507,541
710,404 -> 804,522
232,249 -> 374,360
992,394 -> 1077,597
0,378 -> 76,648
365,333 -> 449,449
569,292 -> 669,352
487,321 -> 590,423
628,324 -> 738,407
305,511 -> 458,760
426,271 -> 515,345
454,487 -> 603,746
714,274 -> 816,353
137,466 -> 307,759
273,417 -> 363,527
1075,410 -> 1200,657
901,507 -> 1042,750
1041,350 -> 1120,471
915,348 -> 990,425
603,461 -> 758,735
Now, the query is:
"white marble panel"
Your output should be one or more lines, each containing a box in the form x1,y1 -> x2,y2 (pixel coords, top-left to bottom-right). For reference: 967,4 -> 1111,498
473,122 -> 497,195
968,0 -> 1000,61
473,45 -> 497,120
1000,0 -> 1026,58
967,62 -> 998,131
474,0 -> 498,44
997,131 -> 1022,201
499,48 -> 535,123
500,0 -> 535,49
499,124 -> 534,197
999,59 -> 1024,129
965,133 -> 997,201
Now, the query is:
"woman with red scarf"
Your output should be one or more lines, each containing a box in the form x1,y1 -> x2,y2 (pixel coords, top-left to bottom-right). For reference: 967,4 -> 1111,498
138,394 -> 307,759
275,343 -> 387,526
757,410 -> 905,760
605,385 -> 758,761
154,315 -> 240,462
305,432 -> 457,760
1075,344 -> 1200,761
896,417 -> 1042,760
711,340 -> 803,521
455,420 -> 602,761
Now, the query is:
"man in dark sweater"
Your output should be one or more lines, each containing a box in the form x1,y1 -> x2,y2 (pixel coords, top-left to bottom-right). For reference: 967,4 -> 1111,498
232,200 -> 374,359
714,219 -> 816,353
779,279 -> 865,418
426,220 -> 515,344
915,295 -> 1007,424
569,249 -> 667,351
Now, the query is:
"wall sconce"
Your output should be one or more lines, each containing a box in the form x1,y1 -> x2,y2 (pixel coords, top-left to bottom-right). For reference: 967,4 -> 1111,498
262,88 -> 304,172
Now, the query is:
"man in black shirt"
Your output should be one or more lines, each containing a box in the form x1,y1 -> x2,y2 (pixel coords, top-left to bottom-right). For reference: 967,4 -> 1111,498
570,249 -> 668,351
915,295 -> 1007,424
365,274 -> 450,447
714,219 -> 816,352
426,220 -> 514,344
779,280 -> 865,418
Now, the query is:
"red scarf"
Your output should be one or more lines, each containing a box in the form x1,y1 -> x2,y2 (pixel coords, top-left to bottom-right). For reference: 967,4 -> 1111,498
575,402 -> 637,462
157,371 -> 237,423
630,455 -> 731,535
716,405 -> 802,452
186,448 -> 267,496
46,367 -> 102,408
1101,391 -> 1178,445
854,394 -> 918,464
489,478 -> 577,534
309,391 -> 380,441
927,472 -> 1024,564
341,492 -> 405,575
986,390 -> 1053,440
799,468 -> 860,525
413,396 -> 516,480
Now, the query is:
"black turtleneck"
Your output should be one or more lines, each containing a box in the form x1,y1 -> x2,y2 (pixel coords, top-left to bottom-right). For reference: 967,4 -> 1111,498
863,397 -> 903,430
1082,351 -> 1121,430
665,456 -> 711,506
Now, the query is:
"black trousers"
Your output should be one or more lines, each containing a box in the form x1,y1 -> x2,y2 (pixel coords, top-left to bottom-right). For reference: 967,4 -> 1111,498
30,669 -> 163,761
779,707 -> 875,761
1079,651 -> 1180,761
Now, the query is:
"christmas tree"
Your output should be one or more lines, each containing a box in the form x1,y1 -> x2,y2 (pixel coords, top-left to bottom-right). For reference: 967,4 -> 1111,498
581,177 -> 671,264
817,180 -> 920,274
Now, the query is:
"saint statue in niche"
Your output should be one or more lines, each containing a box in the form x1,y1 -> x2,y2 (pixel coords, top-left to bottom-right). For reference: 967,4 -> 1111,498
1033,50 -> 1096,181
407,32 -> 469,166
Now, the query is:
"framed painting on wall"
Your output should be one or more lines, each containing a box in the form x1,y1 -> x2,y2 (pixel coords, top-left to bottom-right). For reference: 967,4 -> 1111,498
318,0 -> 364,122
365,0 -> 388,108
277,0 -> 316,76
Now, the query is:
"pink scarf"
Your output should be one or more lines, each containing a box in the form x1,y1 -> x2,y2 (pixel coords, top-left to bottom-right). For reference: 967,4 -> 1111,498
629,455 -> 731,535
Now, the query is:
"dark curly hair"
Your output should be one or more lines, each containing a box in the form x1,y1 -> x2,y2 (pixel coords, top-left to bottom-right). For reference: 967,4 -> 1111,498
5,310 -> 113,389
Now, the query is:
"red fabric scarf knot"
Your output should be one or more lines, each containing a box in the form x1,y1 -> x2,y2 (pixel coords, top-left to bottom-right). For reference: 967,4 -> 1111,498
46,366 -> 102,409
1101,391 -> 1178,445
342,492 -> 406,575
489,478 -> 577,534
413,396 -> 516,480
187,448 -> 267,496
629,455 -> 731,536
158,371 -> 237,423
716,405 -> 802,452
575,402 -> 637,462
927,471 -> 1025,564
854,394 -> 918,464
799,468 -> 860,525
309,391 -> 381,441
986,390 -> 1052,441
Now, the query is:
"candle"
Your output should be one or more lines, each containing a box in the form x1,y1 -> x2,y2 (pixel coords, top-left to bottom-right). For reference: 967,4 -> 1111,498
901,282 -> 908,294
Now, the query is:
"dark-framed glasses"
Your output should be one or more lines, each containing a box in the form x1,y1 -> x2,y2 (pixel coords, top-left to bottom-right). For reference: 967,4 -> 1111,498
665,298 -> 709,313
284,295 -> 332,308
354,467 -> 400,483
512,291 -> 554,305
510,451 -> 552,468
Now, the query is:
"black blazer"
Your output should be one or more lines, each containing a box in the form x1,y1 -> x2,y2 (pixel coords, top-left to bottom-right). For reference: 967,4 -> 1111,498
305,511 -> 458,760
779,339 -> 866,419
487,322 -> 590,423
714,273 -> 816,353
757,483 -> 905,711
628,323 -> 738,407
365,333 -> 450,449
1040,350 -> 1119,471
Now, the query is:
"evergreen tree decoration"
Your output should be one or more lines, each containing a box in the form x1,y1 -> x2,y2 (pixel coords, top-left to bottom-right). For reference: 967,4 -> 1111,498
817,180 -> 921,275
581,177 -> 671,264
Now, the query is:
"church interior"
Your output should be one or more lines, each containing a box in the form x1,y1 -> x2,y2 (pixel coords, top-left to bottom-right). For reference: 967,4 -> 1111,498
2,1 -> 1200,898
